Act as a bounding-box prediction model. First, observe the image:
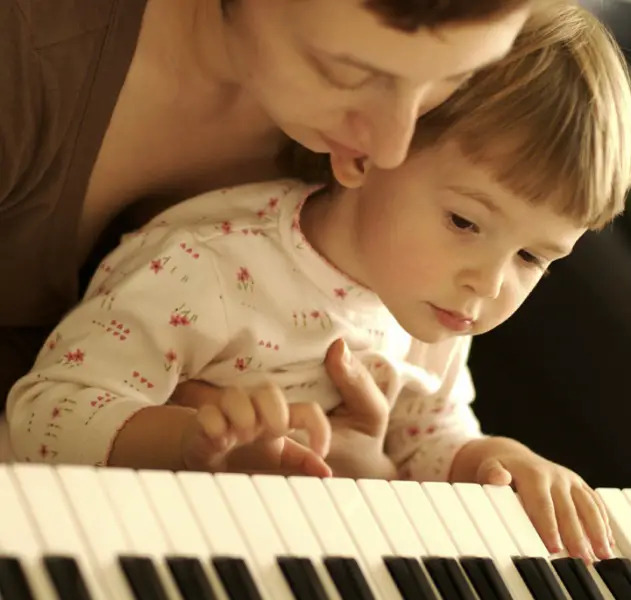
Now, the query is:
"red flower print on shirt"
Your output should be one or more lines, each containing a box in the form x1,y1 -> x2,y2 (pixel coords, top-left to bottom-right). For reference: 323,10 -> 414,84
407,425 -> 421,437
268,197 -> 279,210
164,349 -> 178,371
61,349 -> 85,368
221,221 -> 232,234
150,259 -> 164,274
169,304 -> 197,327
170,314 -> 191,327
258,340 -> 280,351
236,267 -> 254,292
309,310 -> 333,330
334,288 -> 348,299
234,357 -> 253,371
179,242 -> 200,259
45,332 -> 62,352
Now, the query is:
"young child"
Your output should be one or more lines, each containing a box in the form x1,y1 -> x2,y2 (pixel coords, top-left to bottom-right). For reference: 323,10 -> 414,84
7,2 -> 631,563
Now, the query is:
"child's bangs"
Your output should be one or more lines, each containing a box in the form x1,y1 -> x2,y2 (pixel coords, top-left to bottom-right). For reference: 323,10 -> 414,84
457,113 -> 608,229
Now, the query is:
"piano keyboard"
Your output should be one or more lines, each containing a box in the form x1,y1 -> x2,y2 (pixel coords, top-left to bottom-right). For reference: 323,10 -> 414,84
1,465 -> 631,600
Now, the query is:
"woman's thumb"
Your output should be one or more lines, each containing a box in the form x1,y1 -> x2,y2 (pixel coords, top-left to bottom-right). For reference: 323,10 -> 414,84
476,457 -> 513,486
325,339 -> 387,431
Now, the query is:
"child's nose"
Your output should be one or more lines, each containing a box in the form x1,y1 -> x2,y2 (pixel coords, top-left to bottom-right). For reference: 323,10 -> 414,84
467,262 -> 506,300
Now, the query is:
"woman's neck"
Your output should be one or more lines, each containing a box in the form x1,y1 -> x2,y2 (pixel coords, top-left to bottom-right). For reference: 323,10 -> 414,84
139,0 -> 238,94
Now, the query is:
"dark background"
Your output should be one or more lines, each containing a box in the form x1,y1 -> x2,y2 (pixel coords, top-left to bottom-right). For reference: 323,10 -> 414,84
469,0 -> 631,488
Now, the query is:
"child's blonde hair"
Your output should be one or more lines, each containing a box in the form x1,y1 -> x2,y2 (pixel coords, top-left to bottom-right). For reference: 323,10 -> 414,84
280,1 -> 631,230
414,0 -> 631,230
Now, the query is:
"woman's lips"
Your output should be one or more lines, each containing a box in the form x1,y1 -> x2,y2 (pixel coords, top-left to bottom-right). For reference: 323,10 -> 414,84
321,134 -> 366,159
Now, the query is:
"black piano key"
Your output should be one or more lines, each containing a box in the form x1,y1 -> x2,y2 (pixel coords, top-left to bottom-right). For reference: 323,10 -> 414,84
0,556 -> 35,600
212,556 -> 263,600
119,555 -> 169,600
552,557 -> 604,600
323,556 -> 376,600
460,556 -> 514,600
512,556 -> 566,600
595,558 -> 631,599
383,556 -> 438,600
423,556 -> 477,600
166,556 -> 217,600
43,555 -> 93,600
277,556 -> 329,600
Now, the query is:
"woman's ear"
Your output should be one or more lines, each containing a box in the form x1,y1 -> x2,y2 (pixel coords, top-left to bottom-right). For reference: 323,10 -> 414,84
330,155 -> 371,189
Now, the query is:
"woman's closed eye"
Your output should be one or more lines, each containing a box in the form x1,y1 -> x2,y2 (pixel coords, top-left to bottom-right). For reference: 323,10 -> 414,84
449,212 -> 479,234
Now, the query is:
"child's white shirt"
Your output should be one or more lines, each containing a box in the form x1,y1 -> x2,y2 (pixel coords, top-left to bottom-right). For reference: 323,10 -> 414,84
7,180 -> 482,480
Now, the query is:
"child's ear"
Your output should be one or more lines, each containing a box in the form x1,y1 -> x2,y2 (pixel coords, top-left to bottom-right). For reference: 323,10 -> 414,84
330,155 -> 371,189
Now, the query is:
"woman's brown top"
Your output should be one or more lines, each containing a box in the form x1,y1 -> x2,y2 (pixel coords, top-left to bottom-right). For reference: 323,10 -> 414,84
0,0 -> 147,407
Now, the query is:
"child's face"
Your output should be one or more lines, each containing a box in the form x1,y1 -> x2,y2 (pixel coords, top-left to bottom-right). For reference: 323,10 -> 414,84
345,139 -> 586,343
224,0 -> 529,181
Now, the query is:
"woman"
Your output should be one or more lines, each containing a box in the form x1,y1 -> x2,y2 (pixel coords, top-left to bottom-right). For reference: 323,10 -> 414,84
0,0 -> 530,470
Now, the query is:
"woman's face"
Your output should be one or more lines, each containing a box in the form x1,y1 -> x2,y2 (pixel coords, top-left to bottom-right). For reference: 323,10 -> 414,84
223,0 -> 529,183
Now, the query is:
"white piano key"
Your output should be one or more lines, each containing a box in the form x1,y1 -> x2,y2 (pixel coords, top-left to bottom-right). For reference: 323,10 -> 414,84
11,463 -> 108,600
252,474 -> 341,600
390,480 -> 460,557
356,479 -> 427,557
138,470 -> 229,600
598,489 -> 631,557
0,466 -> 58,600
422,482 -> 490,558
214,473 -> 295,600
55,465 -> 135,600
485,485 -> 571,599
176,471 -> 270,599
97,468 -> 183,600
323,478 -> 402,599
176,472 -> 256,557
484,485 -> 550,557
454,483 -> 536,599
289,475 -> 383,598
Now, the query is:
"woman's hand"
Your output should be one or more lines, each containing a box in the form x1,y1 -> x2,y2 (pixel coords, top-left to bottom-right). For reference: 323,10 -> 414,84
170,338 -> 396,479
322,339 -> 396,479
450,436 -> 614,562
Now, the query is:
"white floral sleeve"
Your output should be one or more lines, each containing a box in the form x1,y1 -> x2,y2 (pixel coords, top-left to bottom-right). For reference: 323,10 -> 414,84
6,226 -> 229,466
384,336 -> 483,481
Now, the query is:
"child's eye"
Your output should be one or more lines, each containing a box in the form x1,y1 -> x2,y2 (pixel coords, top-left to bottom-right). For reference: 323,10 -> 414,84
449,213 -> 479,233
518,250 -> 550,276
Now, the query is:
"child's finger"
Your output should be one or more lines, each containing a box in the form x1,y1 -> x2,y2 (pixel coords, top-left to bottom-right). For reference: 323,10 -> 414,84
325,338 -> 389,436
288,402 -> 331,458
277,438 -> 333,478
552,485 -> 592,562
250,383 -> 290,438
186,404 -> 237,470
590,488 -> 615,548
518,480 -> 562,552
196,403 -> 230,442
573,485 -> 613,559
217,386 -> 258,442
476,458 -> 512,486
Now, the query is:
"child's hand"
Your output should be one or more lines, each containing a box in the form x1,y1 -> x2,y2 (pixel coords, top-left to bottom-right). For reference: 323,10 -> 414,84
451,436 -> 613,563
179,382 -> 332,477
